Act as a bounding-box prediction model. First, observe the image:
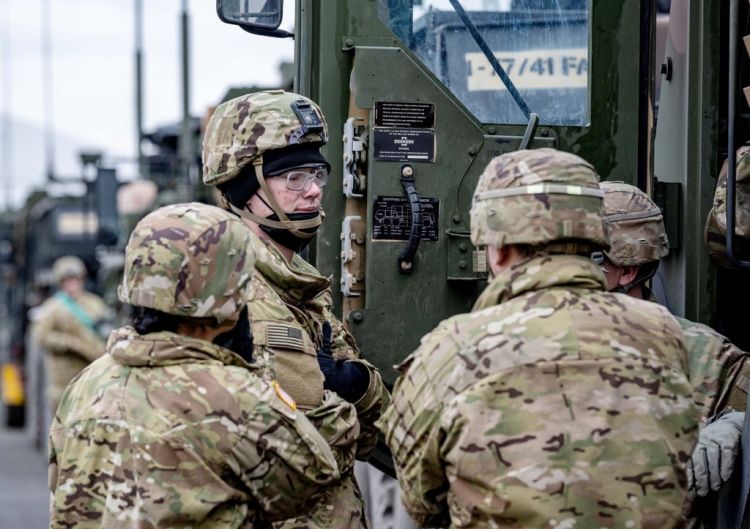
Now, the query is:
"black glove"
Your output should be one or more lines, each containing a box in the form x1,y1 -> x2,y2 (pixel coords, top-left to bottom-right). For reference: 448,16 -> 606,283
317,321 -> 369,403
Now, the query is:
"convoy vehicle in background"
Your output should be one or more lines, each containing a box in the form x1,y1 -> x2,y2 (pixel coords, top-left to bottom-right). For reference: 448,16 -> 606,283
0,117 -> 203,434
0,170 -> 116,433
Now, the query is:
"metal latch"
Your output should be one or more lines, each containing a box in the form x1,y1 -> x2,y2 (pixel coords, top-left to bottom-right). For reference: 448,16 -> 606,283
341,215 -> 362,297
343,117 -> 366,198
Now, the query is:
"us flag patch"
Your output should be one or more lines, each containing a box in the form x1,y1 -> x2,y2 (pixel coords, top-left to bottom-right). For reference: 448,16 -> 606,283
266,324 -> 306,351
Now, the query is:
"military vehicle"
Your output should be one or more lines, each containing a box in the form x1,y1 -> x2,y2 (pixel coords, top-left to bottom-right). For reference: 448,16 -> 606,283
215,0 -> 743,376
215,0 -> 750,524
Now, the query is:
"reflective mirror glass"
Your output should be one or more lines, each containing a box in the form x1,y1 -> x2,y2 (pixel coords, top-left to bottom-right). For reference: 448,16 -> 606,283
218,0 -> 283,30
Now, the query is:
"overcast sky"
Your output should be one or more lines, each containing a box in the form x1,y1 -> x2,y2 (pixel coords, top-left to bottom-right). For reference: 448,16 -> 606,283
0,0 -> 295,208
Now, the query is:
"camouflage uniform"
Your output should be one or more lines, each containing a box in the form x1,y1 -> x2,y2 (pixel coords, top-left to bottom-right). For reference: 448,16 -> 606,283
49,203 -> 342,529
704,145 -> 750,267
378,149 -> 701,529
31,256 -> 109,413
249,235 -> 385,529
601,181 -> 750,422
204,91 -> 389,529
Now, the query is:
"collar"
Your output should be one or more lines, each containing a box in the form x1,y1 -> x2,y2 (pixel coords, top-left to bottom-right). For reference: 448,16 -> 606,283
473,254 -> 607,311
107,326 -> 253,369
253,236 -> 332,304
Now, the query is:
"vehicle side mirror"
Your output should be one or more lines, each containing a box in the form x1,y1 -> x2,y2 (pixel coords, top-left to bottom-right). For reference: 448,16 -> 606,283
216,0 -> 292,38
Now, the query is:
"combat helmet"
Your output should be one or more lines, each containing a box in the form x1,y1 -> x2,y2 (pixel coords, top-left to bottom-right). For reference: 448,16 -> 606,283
600,181 -> 668,267
118,202 -> 256,324
202,90 -> 329,250
470,148 -> 609,251
52,256 -> 87,284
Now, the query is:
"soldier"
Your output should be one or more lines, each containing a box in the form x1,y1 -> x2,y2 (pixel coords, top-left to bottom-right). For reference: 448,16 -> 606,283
203,90 -> 389,529
49,202 -> 342,529
600,181 -> 747,498
379,148 -> 701,528
31,255 -> 109,414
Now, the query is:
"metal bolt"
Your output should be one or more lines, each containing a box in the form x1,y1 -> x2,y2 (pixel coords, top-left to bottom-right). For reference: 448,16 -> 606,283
402,165 -> 414,177
452,214 -> 461,224
459,261 -> 468,270
540,128 -> 549,137
459,243 -> 467,252
468,146 -> 477,156
345,38 -> 354,47
488,126 -> 496,134
351,311 -> 364,323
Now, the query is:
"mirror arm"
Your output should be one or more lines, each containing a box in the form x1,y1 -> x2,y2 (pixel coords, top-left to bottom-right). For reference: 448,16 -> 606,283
239,25 -> 293,38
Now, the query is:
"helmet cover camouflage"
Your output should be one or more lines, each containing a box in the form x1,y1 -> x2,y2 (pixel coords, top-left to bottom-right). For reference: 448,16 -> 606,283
118,202 -> 256,324
470,148 -> 610,249
601,181 -> 669,267
202,90 -> 329,187
52,255 -> 87,284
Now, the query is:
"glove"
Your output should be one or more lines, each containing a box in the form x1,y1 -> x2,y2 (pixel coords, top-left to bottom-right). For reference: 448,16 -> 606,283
688,411 -> 745,496
316,321 -> 369,403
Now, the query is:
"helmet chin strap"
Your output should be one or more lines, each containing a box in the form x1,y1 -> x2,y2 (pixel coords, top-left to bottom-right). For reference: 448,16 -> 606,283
227,157 -> 322,239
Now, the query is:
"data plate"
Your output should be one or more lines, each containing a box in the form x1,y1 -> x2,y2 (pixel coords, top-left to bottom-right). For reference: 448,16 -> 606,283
372,196 -> 439,241
374,102 -> 435,128
373,128 -> 435,162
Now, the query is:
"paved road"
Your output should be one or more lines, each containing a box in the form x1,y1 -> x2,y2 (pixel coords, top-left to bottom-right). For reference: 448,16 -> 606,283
0,427 -> 50,529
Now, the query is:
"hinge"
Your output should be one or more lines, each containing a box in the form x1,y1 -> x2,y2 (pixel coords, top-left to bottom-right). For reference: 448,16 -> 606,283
343,117 -> 367,198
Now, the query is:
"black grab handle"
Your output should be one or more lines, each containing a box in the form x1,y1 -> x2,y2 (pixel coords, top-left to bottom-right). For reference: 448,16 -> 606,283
398,164 -> 422,274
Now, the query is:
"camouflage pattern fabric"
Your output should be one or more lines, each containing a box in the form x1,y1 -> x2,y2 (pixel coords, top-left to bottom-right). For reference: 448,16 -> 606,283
599,182 -> 750,421
118,202 -> 255,324
49,327 -> 341,529
378,255 -> 701,529
470,148 -> 609,250
677,316 -> 749,421
600,181 -> 669,266
246,232 -> 389,529
705,145 -> 750,268
203,90 -> 328,187
31,290 -> 108,412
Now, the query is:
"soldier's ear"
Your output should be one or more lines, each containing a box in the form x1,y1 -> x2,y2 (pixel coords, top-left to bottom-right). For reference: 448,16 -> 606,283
619,266 -> 639,287
488,245 -> 523,276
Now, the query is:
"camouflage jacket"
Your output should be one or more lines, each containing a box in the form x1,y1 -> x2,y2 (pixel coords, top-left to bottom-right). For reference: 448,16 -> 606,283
49,327 -> 341,529
677,316 -> 750,421
31,290 -> 109,409
378,255 -> 701,529
247,235 -> 389,529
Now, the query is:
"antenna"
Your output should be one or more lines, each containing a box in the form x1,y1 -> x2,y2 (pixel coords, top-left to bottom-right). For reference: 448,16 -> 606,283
179,0 -> 194,198
41,0 -> 56,181
0,0 -> 11,210
135,0 -> 145,178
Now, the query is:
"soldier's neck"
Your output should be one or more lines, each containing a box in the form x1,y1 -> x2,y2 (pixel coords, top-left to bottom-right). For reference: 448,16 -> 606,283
244,219 -> 295,262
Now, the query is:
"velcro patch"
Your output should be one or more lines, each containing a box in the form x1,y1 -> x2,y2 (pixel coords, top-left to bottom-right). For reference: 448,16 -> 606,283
272,380 -> 297,411
266,324 -> 306,352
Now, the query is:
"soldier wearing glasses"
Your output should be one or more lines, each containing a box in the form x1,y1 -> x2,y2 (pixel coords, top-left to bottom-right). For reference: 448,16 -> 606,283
202,90 -> 389,529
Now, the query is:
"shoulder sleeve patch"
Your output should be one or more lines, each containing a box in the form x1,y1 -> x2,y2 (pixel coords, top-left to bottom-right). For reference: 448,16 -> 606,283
265,323 -> 306,352
272,380 -> 297,411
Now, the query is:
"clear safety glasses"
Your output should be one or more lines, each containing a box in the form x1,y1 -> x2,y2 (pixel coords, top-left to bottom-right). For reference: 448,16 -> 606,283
282,166 -> 329,191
